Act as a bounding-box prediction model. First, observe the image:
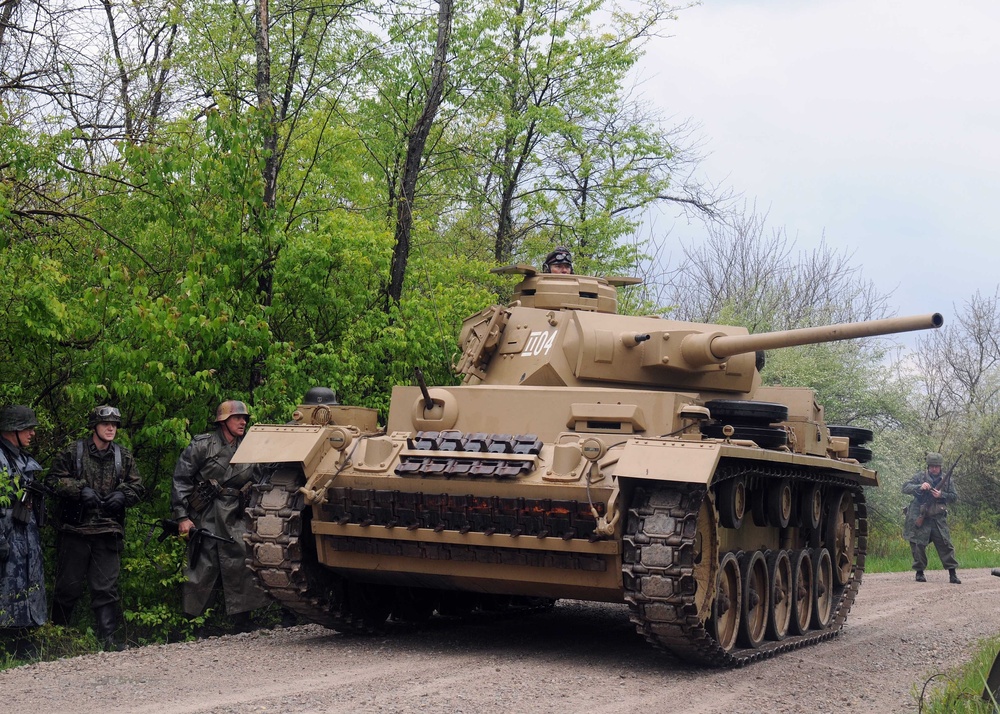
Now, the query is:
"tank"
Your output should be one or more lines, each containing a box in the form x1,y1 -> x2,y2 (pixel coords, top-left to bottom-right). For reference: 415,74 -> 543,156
235,267 -> 943,666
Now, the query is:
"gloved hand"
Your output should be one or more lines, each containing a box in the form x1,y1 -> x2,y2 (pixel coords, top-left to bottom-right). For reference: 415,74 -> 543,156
0,538 -> 9,563
103,490 -> 126,515
80,486 -> 101,509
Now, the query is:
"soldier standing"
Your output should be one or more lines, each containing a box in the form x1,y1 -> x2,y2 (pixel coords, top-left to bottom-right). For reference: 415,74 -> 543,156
47,405 -> 145,650
902,451 -> 960,584
0,405 -> 47,658
170,400 -> 268,628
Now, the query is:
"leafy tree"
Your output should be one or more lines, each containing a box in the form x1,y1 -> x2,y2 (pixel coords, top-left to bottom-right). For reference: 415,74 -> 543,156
909,291 -> 1000,518
450,0 -> 700,269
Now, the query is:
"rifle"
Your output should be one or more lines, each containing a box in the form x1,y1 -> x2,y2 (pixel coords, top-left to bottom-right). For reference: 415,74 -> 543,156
21,477 -> 56,499
915,455 -> 961,528
157,518 -> 235,568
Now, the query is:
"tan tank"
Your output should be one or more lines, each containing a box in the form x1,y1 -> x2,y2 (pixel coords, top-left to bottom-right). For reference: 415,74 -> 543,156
235,267 -> 943,666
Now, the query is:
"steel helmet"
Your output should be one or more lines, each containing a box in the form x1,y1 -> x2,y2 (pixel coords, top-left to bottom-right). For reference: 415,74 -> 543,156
0,405 -> 38,432
215,400 -> 250,423
88,405 -> 122,428
303,387 -> 338,405
542,246 -> 573,273
926,452 -> 944,467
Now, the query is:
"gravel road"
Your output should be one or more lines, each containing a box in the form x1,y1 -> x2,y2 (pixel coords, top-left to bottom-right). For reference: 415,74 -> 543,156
3,569 -> 999,714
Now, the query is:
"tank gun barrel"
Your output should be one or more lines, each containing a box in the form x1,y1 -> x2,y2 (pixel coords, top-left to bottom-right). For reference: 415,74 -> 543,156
682,313 -> 944,367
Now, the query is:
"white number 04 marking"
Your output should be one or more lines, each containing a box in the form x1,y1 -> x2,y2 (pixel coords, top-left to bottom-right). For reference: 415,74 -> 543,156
522,330 -> 558,357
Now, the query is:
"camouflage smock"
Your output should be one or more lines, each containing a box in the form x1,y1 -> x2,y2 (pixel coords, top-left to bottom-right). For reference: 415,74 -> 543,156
170,429 -> 269,616
0,438 -> 47,627
902,469 -> 958,545
46,439 -> 145,536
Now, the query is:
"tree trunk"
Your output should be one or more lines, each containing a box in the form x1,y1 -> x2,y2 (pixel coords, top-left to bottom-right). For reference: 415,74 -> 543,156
385,0 -> 453,307
0,0 -> 20,53
252,0 -> 279,390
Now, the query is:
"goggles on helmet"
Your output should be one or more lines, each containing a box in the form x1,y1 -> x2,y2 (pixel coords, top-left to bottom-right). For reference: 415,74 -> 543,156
94,406 -> 121,421
546,249 -> 572,266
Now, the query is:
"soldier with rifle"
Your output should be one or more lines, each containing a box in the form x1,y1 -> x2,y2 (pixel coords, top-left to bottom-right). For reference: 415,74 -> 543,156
902,452 -> 961,584
170,400 -> 269,630
157,518 -> 235,568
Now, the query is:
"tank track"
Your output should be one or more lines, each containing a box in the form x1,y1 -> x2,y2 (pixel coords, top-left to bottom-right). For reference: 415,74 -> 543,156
245,467 -> 554,634
244,467 -> 383,634
622,463 -> 867,667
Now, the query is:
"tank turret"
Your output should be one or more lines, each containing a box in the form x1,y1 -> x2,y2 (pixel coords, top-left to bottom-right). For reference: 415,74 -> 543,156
456,271 -> 941,394
236,267 -> 943,667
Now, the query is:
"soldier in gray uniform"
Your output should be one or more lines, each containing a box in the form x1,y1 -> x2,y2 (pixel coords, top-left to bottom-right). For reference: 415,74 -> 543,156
0,405 -> 47,658
47,405 -> 145,650
902,452 -> 960,584
171,400 -> 268,626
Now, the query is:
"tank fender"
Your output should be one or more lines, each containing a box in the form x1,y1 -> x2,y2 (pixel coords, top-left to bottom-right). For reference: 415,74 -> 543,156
230,425 -> 332,473
613,439 -> 722,484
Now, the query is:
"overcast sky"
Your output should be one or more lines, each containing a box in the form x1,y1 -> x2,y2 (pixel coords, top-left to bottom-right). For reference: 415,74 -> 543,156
637,0 -> 999,328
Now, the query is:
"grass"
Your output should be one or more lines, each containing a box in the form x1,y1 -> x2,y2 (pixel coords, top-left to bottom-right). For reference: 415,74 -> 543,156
911,636 -> 1000,713
865,524 -> 1000,574
867,521 -> 1000,712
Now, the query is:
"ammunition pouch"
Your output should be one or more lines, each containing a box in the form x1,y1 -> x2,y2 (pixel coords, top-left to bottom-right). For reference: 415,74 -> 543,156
187,479 -> 221,514
926,502 -> 947,518
11,496 -> 32,525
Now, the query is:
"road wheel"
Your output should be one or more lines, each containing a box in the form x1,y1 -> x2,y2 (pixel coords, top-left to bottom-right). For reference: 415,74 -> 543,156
826,490 -> 856,586
738,550 -> 769,648
827,425 -> 874,445
710,551 -> 742,652
812,548 -> 834,629
766,550 -> 792,641
789,549 -> 814,636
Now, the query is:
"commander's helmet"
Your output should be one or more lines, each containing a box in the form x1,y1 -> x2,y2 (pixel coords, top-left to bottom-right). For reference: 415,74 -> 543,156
542,246 -> 573,274
303,387 -> 338,405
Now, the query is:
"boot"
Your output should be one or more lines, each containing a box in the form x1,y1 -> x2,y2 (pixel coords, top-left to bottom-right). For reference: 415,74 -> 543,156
51,601 -> 75,627
949,569 -> 962,585
915,570 -> 926,582
279,608 -> 298,629
11,629 -> 39,660
231,611 -> 254,634
94,604 -> 123,651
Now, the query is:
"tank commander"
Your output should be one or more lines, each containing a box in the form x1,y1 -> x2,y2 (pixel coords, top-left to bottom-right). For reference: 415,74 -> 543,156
0,405 -> 47,658
542,246 -> 573,274
171,400 -> 269,630
303,386 -> 338,405
47,405 -> 144,650
902,451 -> 960,584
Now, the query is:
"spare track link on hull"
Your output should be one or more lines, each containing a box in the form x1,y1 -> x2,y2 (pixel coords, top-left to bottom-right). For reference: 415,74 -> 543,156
245,467 -> 379,634
622,464 -> 867,667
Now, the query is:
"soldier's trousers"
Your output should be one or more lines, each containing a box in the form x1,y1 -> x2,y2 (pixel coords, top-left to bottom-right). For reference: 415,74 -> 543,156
909,522 -> 959,571
53,532 -> 124,611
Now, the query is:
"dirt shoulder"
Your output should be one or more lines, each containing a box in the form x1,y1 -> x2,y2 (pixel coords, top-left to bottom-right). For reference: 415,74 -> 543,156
2,569 -> 997,714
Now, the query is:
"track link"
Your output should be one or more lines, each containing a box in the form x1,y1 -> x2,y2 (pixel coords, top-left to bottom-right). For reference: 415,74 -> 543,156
244,467 -> 385,634
245,467 -> 555,634
622,464 -> 867,667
